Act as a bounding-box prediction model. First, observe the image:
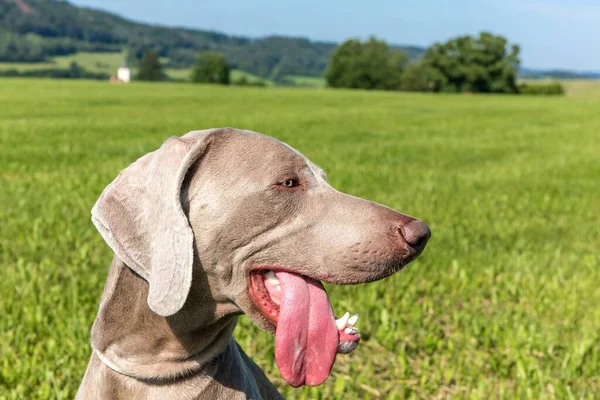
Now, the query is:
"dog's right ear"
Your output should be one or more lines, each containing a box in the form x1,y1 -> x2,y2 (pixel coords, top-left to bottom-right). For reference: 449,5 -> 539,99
91,129 -> 226,317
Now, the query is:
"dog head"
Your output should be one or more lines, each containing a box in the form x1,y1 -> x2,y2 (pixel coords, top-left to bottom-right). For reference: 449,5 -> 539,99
92,128 -> 430,387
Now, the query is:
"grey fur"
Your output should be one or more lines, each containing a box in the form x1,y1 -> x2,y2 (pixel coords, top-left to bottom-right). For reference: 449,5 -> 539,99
76,128 -> 430,399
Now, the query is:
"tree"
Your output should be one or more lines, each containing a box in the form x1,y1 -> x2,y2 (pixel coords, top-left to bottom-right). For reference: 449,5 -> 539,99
324,36 -> 408,90
191,52 -> 230,84
423,32 -> 520,93
400,61 -> 432,92
68,61 -> 83,78
136,49 -> 164,81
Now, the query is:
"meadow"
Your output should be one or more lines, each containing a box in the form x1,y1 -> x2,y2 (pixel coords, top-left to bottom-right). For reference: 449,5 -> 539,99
0,52 -> 273,84
1,78 -> 599,399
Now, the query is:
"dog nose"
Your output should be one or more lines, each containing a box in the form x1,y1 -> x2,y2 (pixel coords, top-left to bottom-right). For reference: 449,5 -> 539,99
399,220 -> 431,253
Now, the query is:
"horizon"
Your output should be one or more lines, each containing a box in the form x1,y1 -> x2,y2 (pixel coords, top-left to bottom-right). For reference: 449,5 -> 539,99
69,0 -> 599,72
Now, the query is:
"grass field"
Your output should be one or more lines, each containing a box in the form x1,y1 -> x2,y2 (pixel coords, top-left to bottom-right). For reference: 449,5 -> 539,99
0,51 -> 187,81
165,67 -> 271,83
285,75 -> 326,87
0,52 -> 274,84
4,52 -> 597,92
521,79 -> 600,98
0,52 -> 127,74
1,78 -> 599,399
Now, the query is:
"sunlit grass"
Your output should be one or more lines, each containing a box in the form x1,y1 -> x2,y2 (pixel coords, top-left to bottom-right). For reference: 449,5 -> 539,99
1,79 -> 599,399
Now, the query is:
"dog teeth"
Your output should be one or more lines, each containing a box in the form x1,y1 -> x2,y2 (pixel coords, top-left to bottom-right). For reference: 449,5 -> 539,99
336,312 -> 350,330
265,270 -> 277,279
344,327 -> 358,335
347,313 -> 359,326
264,270 -> 280,285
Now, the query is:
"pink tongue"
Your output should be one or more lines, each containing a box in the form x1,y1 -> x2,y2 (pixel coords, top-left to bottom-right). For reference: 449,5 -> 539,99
274,271 -> 338,387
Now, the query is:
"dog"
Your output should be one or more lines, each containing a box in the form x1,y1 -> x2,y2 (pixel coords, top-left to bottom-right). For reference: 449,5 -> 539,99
76,127 -> 430,399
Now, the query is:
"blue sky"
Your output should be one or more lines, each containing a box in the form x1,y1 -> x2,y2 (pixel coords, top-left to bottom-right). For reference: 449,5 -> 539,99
71,0 -> 598,71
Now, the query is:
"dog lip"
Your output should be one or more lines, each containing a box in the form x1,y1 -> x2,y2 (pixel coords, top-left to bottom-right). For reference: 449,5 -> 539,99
248,269 -> 281,328
246,255 -> 425,325
248,260 -> 419,288
249,265 -> 335,286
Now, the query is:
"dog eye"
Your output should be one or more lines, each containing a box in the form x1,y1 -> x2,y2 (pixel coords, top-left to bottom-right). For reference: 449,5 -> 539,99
281,178 -> 299,188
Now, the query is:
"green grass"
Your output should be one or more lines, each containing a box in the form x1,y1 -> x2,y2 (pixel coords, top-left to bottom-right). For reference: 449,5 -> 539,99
284,75 -> 326,88
161,67 -> 191,80
535,80 -> 600,98
163,67 -> 191,80
52,51 -> 128,74
163,68 -> 273,83
1,79 -> 599,399
231,69 -> 271,83
0,51 -> 127,74
0,60 -> 58,71
518,79 -> 600,98
0,52 -> 272,84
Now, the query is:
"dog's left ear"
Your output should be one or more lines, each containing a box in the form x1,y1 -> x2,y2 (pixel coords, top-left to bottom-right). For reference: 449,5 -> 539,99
91,129 -> 220,317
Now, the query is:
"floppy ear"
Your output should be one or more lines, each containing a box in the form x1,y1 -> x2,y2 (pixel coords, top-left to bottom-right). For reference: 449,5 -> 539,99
91,129 -> 220,317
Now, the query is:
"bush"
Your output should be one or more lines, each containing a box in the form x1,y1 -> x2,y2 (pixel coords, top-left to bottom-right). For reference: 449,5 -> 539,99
400,61 -> 433,92
0,62 -> 109,80
325,36 -> 407,90
423,32 -> 521,94
136,49 -> 164,81
519,81 -> 565,96
232,76 -> 267,87
191,52 -> 230,85
271,76 -> 297,87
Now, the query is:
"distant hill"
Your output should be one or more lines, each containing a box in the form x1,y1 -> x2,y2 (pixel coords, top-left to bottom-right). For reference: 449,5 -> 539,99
519,67 -> 600,80
2,0 -> 597,81
0,0 -> 425,80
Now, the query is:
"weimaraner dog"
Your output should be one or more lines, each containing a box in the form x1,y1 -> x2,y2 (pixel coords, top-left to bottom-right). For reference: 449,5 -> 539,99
76,128 -> 430,399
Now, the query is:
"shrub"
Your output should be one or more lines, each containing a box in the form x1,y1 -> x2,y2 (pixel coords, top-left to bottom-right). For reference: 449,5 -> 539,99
400,61 -> 433,92
519,81 -> 565,96
191,52 -> 230,85
423,32 -> 521,94
0,62 -> 109,80
232,76 -> 267,87
325,36 -> 407,90
136,50 -> 164,81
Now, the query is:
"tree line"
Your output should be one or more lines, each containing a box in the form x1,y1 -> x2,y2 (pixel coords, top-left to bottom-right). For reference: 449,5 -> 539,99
323,32 -> 564,95
0,61 -> 109,80
0,1 -> 581,89
136,50 -> 267,86
0,0 -> 364,80
326,33 -> 522,94
135,31 -> 562,95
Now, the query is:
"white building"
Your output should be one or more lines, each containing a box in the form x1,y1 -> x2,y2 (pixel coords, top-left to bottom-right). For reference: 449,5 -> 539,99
117,60 -> 131,83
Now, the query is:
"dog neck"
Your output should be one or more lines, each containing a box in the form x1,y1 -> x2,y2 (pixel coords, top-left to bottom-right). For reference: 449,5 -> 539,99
90,256 -> 239,381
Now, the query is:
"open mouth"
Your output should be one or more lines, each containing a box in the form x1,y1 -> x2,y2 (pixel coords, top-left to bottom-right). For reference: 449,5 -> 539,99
248,269 -> 361,387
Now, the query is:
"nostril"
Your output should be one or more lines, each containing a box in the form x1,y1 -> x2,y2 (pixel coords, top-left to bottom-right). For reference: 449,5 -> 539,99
399,220 -> 431,252
411,235 -> 427,250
